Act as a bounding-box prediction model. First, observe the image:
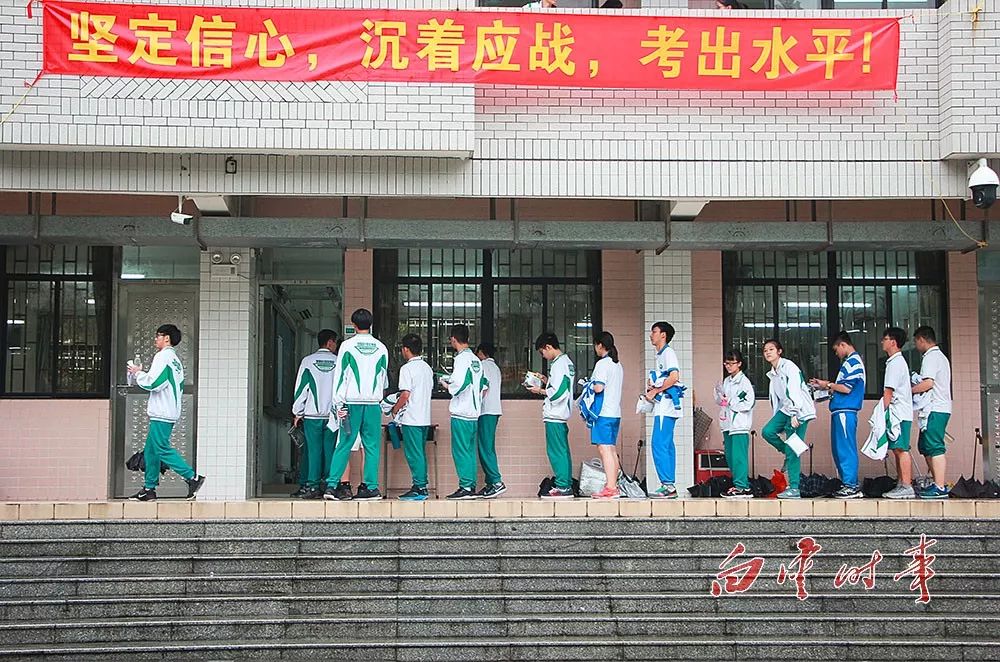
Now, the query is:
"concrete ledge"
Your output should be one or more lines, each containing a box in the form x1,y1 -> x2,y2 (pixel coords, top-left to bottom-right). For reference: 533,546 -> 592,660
1,499 -> 997,521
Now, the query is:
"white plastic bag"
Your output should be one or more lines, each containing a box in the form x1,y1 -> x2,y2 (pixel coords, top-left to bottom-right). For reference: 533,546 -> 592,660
635,396 -> 654,415
578,458 -> 607,496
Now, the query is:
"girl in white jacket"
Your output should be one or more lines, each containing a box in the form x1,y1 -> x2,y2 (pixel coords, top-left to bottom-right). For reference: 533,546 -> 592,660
715,349 -> 755,499
762,339 -> 816,500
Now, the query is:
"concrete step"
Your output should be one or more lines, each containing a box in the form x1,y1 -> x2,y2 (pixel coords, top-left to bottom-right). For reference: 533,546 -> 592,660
1,571 -> 998,598
1,635 -> 997,661
2,551 -> 995,576
3,517 -> 999,540
1,613 -> 999,646
1,591 -> 996,622
1,533 -> 995,558
2,518 -> 995,659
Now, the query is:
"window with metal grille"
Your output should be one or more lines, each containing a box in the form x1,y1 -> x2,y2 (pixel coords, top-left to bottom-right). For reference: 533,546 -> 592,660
374,249 -> 601,397
1,245 -> 113,397
722,251 -> 947,399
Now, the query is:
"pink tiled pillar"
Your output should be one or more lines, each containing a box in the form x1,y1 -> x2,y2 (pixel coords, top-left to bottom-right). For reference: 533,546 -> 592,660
945,252 -> 982,479
601,251 -> 646,477
344,250 -> 373,314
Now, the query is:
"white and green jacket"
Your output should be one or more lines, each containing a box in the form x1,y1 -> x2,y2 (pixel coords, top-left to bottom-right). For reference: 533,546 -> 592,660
135,347 -> 185,423
766,357 -> 816,422
716,371 -> 755,434
543,353 -> 575,423
292,348 -> 338,419
334,334 -> 389,405
448,348 -> 488,421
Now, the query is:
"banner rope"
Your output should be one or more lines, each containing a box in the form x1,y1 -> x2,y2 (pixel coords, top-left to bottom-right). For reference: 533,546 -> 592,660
0,73 -> 43,127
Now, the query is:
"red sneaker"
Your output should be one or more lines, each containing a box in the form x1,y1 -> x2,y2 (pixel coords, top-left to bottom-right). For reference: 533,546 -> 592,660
591,486 -> 621,500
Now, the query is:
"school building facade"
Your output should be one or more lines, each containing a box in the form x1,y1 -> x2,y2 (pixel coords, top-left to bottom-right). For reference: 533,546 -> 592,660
1,0 -> 998,501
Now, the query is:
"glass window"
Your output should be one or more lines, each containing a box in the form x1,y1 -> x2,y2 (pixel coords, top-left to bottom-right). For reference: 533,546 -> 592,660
777,285 -> 828,383
375,249 -> 600,397
259,247 -> 345,282
121,246 -> 199,280
2,245 -> 113,396
723,251 -> 946,398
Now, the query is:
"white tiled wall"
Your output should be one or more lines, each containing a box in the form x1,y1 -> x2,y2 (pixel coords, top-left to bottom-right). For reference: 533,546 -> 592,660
195,248 -> 256,500
642,250 -> 694,494
0,2 -> 995,199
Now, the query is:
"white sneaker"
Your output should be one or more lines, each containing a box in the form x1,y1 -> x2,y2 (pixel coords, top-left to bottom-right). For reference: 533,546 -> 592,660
884,484 -> 916,500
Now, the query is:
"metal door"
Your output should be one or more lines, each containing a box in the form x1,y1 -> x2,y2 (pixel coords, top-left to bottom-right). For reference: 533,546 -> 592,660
980,284 -> 1000,482
113,284 -> 198,498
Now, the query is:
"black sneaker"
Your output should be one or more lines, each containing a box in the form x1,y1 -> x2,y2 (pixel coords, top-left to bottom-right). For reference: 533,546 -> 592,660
300,488 -> 323,500
721,487 -> 754,500
446,487 -> 480,500
540,487 -> 575,500
335,482 -> 354,501
354,485 -> 383,501
477,482 -> 507,499
833,485 -> 864,499
129,488 -> 157,501
185,475 -> 206,500
291,486 -> 310,498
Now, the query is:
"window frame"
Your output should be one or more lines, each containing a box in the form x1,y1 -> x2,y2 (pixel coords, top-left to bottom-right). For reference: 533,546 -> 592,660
373,249 -> 602,399
0,245 -> 114,398
722,251 -> 948,400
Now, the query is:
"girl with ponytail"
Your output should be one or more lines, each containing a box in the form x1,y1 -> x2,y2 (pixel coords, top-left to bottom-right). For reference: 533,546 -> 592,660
588,331 -> 624,499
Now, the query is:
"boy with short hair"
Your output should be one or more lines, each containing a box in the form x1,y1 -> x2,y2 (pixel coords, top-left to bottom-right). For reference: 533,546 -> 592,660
393,333 -> 435,501
442,324 -> 487,500
911,326 -> 952,499
882,327 -> 916,500
324,309 -> 388,501
646,322 -> 683,499
475,342 -> 506,499
529,332 -> 575,500
810,331 -> 866,499
292,329 -> 342,500
128,324 -> 205,501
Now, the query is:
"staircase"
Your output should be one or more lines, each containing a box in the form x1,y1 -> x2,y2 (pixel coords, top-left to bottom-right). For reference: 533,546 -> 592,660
1,516 -> 999,660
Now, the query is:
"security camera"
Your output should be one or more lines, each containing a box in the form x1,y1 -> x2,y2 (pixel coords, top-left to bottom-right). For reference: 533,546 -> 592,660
969,158 -> 999,210
170,211 -> 193,226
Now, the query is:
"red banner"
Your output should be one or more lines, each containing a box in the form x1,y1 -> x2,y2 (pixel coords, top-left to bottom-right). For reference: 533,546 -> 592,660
42,2 -> 900,91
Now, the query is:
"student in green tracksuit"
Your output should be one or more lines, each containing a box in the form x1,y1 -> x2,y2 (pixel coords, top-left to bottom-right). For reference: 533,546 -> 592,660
475,342 -> 506,499
392,333 -> 435,501
324,308 -> 389,501
127,324 -> 205,501
292,329 -> 345,500
762,338 -> 816,500
528,332 -> 575,500
441,324 -> 488,500
716,348 -> 755,499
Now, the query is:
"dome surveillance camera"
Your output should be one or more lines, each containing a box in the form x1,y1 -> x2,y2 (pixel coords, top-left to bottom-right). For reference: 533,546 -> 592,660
969,158 -> 999,210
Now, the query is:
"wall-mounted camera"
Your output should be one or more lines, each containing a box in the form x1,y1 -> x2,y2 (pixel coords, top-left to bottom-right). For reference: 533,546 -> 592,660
969,158 -> 999,210
170,211 -> 193,226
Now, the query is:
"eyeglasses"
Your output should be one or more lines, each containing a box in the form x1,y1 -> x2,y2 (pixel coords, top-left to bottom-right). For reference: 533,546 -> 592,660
722,360 -> 739,366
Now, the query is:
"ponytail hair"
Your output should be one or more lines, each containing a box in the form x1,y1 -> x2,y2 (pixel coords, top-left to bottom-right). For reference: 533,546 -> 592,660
595,331 -> 619,363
